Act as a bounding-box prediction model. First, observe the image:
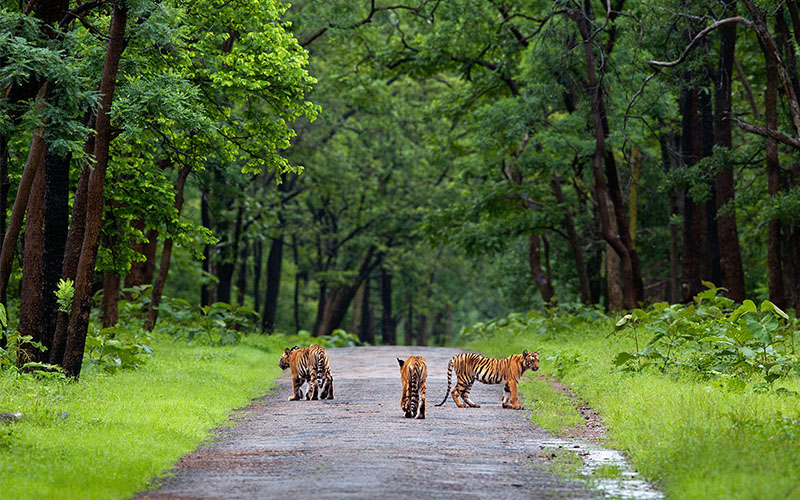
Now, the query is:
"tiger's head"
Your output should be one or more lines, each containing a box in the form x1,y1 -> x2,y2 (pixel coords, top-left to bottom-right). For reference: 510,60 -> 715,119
522,350 -> 540,371
279,346 -> 300,370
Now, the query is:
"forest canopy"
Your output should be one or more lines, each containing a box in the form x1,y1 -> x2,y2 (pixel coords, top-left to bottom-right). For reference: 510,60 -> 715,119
2,0 -> 800,376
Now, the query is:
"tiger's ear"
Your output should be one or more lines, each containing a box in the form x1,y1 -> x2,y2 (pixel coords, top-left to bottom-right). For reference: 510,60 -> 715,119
522,349 -> 530,356
284,348 -> 291,355
534,350 -> 540,356
397,358 -> 405,368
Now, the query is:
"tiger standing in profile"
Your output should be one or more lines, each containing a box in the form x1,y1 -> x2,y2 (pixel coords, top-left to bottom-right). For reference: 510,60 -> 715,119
278,344 -> 334,401
397,356 -> 427,419
435,350 -> 539,410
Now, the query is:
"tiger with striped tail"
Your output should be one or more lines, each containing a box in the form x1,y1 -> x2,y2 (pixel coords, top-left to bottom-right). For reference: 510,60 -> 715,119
435,350 -> 539,409
397,356 -> 427,419
278,344 -> 334,401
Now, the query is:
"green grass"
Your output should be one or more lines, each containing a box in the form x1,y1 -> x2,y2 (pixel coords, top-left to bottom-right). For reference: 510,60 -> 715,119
520,374 -> 583,435
0,334 -> 284,500
469,319 -> 800,500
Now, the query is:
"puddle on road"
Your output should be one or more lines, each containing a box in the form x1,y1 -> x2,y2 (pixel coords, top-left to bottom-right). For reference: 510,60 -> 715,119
533,438 -> 663,499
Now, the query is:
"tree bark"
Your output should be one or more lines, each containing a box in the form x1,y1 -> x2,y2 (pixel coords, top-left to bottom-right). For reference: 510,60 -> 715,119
40,148 -> 70,355
18,163 -> 45,363
62,1 -> 127,378
550,174 -> 591,304
253,239 -> 263,315
714,7 -> 746,302
380,268 -> 396,344
0,137 -> 8,246
124,219 -> 158,294
359,275 -> 374,344
235,239 -> 248,306
765,34 -> 786,308
144,164 -> 192,331
529,234 -> 555,304
201,191 -> 212,306
261,235 -> 284,333
404,289 -> 413,346
50,153 -> 91,365
0,84 -> 48,305
101,272 -> 120,327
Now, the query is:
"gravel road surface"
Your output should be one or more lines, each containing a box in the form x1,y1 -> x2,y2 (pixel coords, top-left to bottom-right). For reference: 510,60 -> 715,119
137,346 -> 600,499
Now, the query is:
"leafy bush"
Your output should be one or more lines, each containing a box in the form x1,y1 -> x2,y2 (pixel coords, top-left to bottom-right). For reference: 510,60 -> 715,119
612,282 -> 799,390
0,303 -> 65,378
84,327 -> 155,373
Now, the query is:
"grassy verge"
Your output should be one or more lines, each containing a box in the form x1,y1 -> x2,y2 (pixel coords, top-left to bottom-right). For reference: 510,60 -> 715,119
468,318 -> 800,500
0,333 -> 284,500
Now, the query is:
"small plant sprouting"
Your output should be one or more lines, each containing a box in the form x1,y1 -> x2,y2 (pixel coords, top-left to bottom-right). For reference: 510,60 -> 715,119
56,278 -> 75,315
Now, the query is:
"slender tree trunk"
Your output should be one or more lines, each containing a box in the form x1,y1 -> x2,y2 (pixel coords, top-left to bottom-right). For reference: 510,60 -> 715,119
714,9 -> 746,302
765,30 -> 786,308
50,153 -> 91,365
0,84 -> 48,304
292,236 -> 301,333
380,268 -> 396,344
416,313 -> 428,347
40,148 -> 70,355
216,207 -> 242,304
349,282 -> 363,335
680,83 -> 707,300
404,289 -> 413,346
124,220 -> 157,294
359,275 -> 374,344
101,272 -> 120,327
18,164 -> 45,363
701,83 -> 722,286
201,191 -> 211,306
312,282 -> 326,336
235,240 -> 248,306
605,196 -> 624,311
550,174 -> 591,304
144,164 -> 192,331
253,240 -> 263,315
0,137 -> 8,246
63,1 -> 128,378
529,234 -> 555,304
262,235 -> 284,333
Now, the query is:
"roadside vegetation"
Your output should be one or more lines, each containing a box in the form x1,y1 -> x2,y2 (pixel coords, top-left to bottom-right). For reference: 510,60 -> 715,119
0,290 -> 361,500
465,287 -> 800,500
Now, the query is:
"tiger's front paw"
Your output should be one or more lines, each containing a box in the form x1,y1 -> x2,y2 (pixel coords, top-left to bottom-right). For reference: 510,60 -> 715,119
288,396 -> 301,401
513,405 -> 524,410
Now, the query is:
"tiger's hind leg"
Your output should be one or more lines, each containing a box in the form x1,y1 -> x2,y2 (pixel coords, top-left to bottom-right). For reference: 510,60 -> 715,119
502,383 -> 512,408
460,380 -> 480,408
289,377 -> 304,401
306,373 -> 320,400
321,375 -> 334,400
417,380 -> 426,419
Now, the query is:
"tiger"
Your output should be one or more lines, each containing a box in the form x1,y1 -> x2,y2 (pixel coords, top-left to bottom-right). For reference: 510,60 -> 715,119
397,356 -> 427,419
435,350 -> 539,410
278,344 -> 334,401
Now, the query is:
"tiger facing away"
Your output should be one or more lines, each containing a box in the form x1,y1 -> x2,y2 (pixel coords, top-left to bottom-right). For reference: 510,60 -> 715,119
397,356 -> 427,419
278,344 -> 334,401
435,350 -> 539,410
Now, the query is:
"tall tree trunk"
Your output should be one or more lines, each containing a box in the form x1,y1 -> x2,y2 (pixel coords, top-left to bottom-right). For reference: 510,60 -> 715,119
765,28 -> 786,308
529,234 -> 555,304
550,175 -> 591,304
40,148 -> 70,355
404,290 -> 413,346
144,164 -> 192,331
312,282 -> 326,336
292,236 -> 301,333
101,272 -> 120,327
605,197 -> 624,311
574,10 -> 642,309
124,220 -> 158,294
18,164 -> 45,363
680,83 -> 708,300
359,275 -> 374,344
701,83 -> 722,286
380,268 -> 396,344
262,235 -> 284,333
0,137 -> 9,246
0,83 -> 48,304
253,240 -> 263,315
416,313 -> 428,347
201,191 -> 212,306
50,151 -> 91,365
714,8 -> 746,302
216,207 -> 242,304
235,239 -> 248,306
63,1 -> 128,378
349,282 -> 363,335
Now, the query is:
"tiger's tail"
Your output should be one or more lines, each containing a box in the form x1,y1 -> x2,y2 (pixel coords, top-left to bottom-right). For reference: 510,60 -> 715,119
435,357 -> 454,406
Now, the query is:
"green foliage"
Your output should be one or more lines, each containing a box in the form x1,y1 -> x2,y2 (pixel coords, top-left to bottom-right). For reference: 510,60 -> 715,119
84,327 -> 155,373
55,279 -> 74,315
152,298 -> 257,346
610,283 -> 799,389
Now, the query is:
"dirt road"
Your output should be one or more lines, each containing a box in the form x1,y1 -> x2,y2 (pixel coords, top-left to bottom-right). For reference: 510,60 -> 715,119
137,346 -> 599,499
